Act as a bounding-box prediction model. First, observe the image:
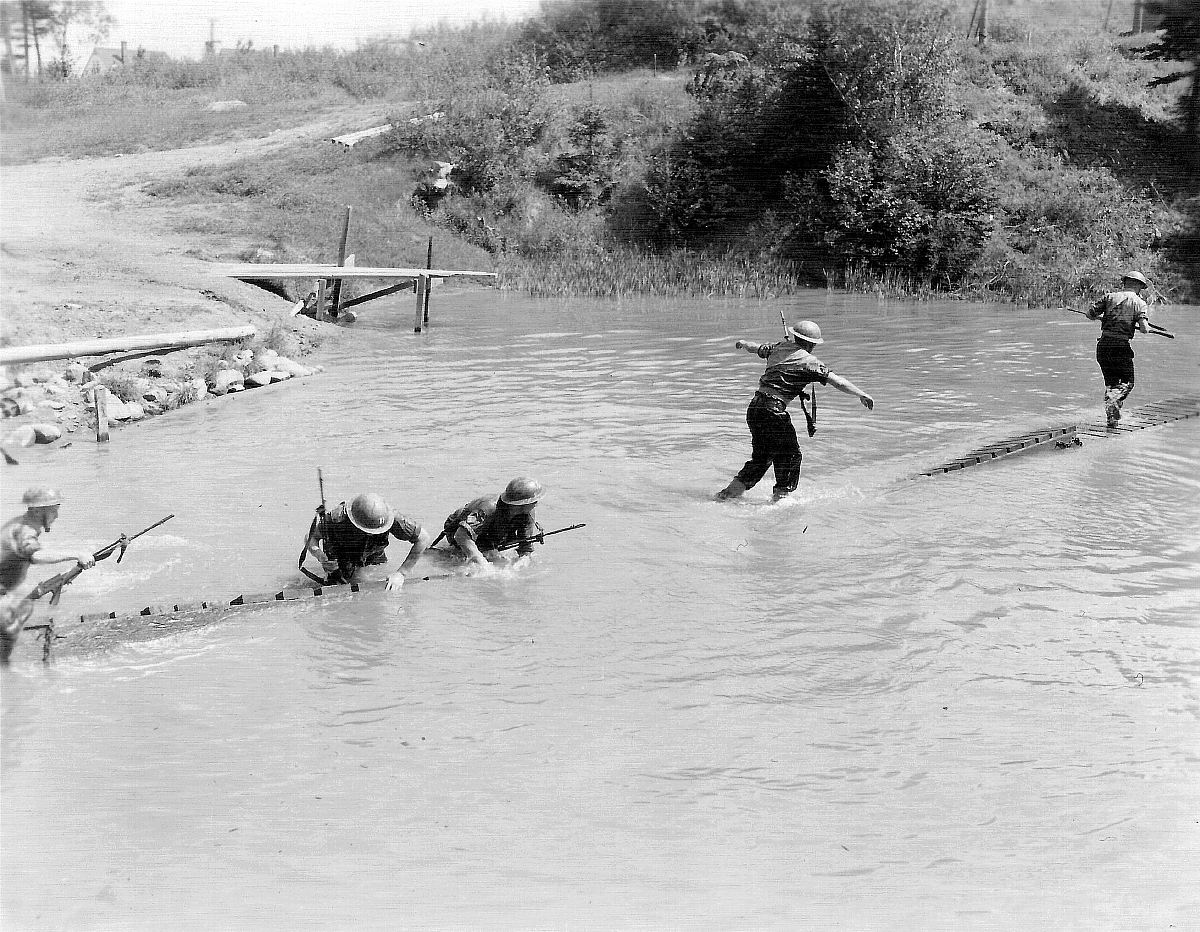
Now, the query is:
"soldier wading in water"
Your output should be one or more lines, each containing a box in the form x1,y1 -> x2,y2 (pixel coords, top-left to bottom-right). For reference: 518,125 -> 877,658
303,492 -> 431,590
1,486 -> 94,664
716,319 -> 874,502
1086,270 -> 1153,428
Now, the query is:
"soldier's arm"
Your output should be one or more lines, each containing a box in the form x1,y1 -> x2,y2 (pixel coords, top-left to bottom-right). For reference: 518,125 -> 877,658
452,526 -> 491,567
827,372 -> 874,410
396,527 -> 432,576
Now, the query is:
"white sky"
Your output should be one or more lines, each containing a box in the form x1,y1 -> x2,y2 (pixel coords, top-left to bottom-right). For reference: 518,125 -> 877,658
99,0 -> 545,58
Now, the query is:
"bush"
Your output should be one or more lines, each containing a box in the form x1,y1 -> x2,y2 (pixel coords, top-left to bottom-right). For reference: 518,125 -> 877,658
386,53 -> 551,195
780,127 -> 998,282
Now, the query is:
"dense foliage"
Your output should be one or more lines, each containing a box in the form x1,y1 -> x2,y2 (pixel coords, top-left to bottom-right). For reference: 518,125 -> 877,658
8,0 -> 1195,303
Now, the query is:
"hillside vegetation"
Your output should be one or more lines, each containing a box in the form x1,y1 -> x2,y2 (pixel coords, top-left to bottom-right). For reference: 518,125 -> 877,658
4,0 -> 1197,307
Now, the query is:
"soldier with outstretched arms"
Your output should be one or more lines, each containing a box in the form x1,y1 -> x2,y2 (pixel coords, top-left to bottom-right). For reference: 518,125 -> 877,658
1,486 -> 94,665
716,319 -> 874,502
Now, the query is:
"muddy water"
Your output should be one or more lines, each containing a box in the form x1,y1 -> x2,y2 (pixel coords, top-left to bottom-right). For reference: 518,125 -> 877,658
3,293 -> 1198,929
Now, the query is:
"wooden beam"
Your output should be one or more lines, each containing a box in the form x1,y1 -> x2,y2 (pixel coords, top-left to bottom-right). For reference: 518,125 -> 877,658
424,236 -> 434,326
215,264 -> 496,280
0,326 -> 257,365
339,282 -> 414,310
413,275 -> 427,333
329,205 -> 352,319
93,385 -> 110,443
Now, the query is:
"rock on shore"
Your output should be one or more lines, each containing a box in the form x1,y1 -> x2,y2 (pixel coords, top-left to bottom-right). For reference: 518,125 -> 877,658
1,353 -> 322,448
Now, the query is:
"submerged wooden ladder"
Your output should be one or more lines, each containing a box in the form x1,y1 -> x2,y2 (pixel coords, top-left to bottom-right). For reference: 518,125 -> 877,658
27,577 -> 445,662
917,395 -> 1200,478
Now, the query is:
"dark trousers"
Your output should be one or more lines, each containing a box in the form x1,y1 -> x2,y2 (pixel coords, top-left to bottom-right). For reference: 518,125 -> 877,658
1096,339 -> 1135,424
734,395 -> 802,496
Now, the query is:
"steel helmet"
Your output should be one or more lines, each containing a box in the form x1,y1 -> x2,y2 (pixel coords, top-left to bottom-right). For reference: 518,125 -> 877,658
1121,270 -> 1148,287
501,477 -> 543,506
787,319 -> 824,345
347,493 -> 394,533
22,485 -> 62,508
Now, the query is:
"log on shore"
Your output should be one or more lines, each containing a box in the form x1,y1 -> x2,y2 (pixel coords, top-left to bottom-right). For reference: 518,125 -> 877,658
0,326 -> 257,366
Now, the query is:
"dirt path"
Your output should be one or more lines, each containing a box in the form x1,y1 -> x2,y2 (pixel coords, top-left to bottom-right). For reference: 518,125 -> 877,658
1,104 -> 391,350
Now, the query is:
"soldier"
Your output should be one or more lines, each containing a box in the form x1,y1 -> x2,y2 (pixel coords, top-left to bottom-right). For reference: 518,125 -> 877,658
303,492 -> 431,590
1086,270 -> 1153,428
441,477 -> 543,569
716,319 -> 874,502
1,486 -> 94,665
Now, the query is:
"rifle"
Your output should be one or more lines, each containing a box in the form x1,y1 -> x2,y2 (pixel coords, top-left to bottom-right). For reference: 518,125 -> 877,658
495,523 -> 586,552
1063,306 -> 1175,339
28,514 -> 175,606
780,307 -> 818,436
298,467 -> 329,584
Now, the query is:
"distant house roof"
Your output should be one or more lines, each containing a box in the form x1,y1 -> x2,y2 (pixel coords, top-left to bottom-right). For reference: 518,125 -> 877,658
82,46 -> 127,74
80,45 -> 169,76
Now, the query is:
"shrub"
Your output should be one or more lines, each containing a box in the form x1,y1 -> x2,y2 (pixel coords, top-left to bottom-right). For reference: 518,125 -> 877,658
780,128 -> 998,282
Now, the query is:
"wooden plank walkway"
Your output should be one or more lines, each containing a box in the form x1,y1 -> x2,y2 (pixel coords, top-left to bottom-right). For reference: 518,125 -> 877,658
917,395 -> 1200,478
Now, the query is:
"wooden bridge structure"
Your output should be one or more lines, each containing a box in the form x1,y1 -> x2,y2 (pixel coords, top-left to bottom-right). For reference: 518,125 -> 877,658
216,206 -> 496,332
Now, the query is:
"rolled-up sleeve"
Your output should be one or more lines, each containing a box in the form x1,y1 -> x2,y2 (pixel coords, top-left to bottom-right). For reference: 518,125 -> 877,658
390,515 -> 424,544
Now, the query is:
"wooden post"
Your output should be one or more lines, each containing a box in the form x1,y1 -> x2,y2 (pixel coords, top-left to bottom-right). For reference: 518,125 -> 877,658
314,279 -> 328,322
413,276 -> 428,333
329,205 -> 352,319
1133,0 -> 1143,33
423,236 -> 433,325
976,0 -> 988,44
93,385 -> 110,443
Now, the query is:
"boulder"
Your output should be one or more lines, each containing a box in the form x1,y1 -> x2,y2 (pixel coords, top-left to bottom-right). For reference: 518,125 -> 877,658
246,371 -> 273,388
141,385 -> 168,406
125,402 -> 146,421
6,425 -> 37,447
64,362 -> 89,382
210,370 -> 245,395
267,370 -> 292,383
15,372 -> 37,388
206,99 -> 248,112
32,424 -> 62,443
106,398 -> 130,421
143,402 -> 164,416
273,357 -> 311,377
184,378 -> 209,402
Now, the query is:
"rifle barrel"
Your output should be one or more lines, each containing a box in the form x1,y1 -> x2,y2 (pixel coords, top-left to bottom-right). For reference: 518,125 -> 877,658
496,523 -> 586,551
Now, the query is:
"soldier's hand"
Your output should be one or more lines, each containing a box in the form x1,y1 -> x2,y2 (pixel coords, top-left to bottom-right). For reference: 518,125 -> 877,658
385,572 -> 405,592
861,395 -> 874,411
735,340 -> 746,350
76,554 -> 96,569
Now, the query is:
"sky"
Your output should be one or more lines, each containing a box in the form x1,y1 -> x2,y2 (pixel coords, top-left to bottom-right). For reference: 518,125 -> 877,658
98,0 -> 546,58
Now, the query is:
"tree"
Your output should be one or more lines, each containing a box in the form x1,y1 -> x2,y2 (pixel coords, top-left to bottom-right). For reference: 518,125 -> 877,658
4,1 -> 111,79
1144,0 -> 1200,152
